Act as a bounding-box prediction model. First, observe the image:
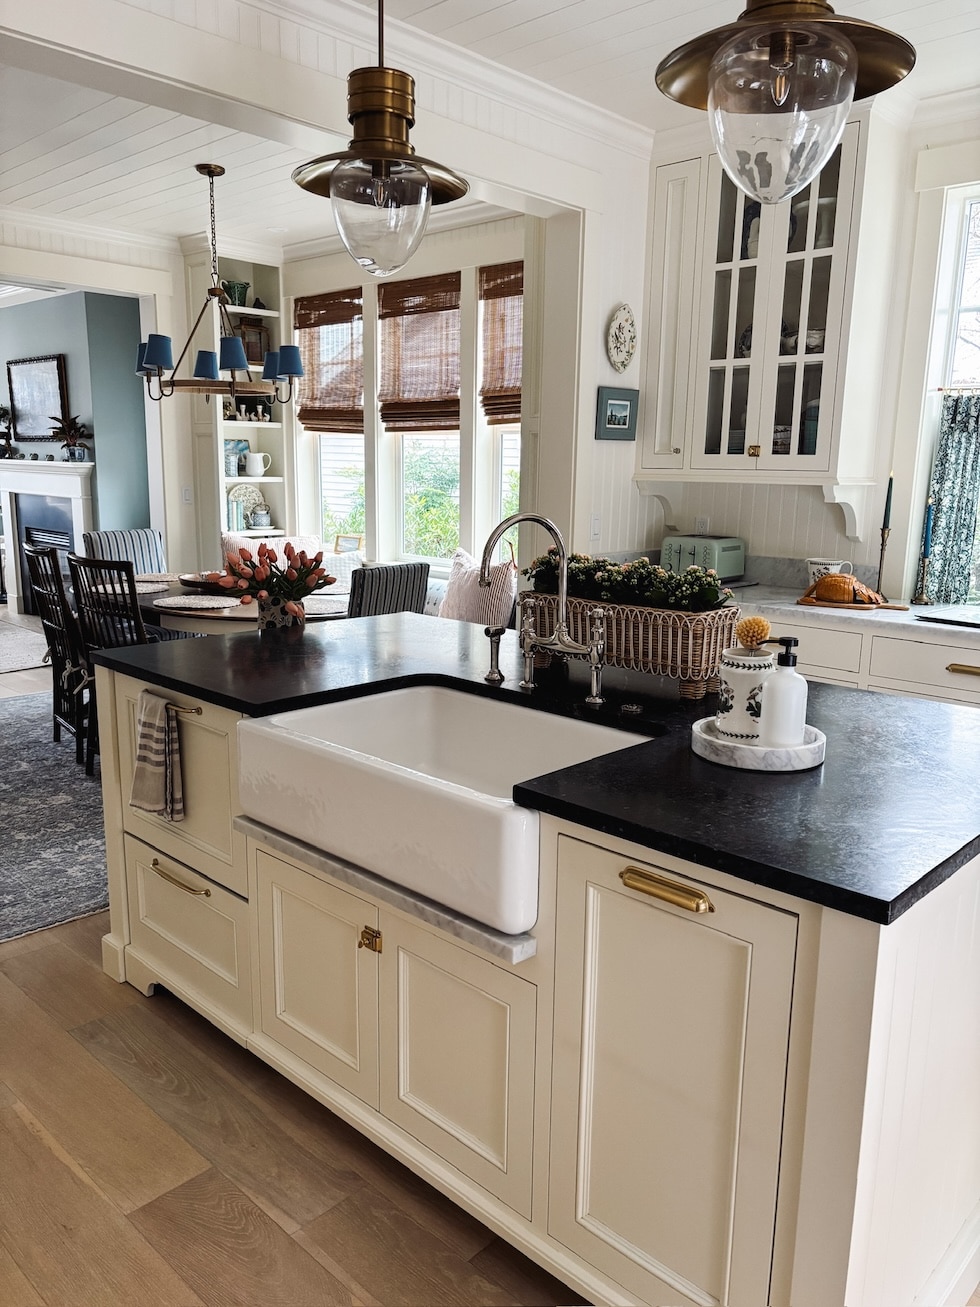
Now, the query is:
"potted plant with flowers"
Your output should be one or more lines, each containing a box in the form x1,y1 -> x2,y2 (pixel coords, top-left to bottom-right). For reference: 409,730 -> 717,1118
208,541 -> 337,629
522,549 -> 738,699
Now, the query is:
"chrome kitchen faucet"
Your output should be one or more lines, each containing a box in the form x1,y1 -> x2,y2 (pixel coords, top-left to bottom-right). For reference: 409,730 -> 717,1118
479,512 -> 606,704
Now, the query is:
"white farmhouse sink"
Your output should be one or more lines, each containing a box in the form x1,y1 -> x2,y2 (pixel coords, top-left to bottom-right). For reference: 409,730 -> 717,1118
237,685 -> 648,934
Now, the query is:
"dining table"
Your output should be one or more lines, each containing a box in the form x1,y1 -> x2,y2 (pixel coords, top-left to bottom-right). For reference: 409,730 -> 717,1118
135,577 -> 350,635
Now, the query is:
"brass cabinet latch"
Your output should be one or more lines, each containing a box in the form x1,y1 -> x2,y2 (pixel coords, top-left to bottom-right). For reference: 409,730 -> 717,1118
747,444 -> 761,458
358,925 -> 382,953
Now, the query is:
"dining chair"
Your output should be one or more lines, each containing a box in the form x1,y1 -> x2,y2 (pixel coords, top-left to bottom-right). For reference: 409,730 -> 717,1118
346,562 -> 430,618
67,554 -> 198,774
81,527 -> 168,574
23,543 -> 90,764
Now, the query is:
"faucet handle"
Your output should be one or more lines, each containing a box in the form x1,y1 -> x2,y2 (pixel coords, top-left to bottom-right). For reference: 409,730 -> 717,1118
484,626 -> 506,684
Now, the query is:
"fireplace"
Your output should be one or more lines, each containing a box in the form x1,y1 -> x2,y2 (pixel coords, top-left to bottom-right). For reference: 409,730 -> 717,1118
0,461 -> 94,614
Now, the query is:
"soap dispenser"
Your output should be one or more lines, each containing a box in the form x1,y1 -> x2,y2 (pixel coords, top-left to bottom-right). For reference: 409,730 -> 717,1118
759,637 -> 808,749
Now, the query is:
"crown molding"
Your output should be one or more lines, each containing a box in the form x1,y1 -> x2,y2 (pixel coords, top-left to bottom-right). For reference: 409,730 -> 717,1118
911,86 -> 980,132
0,207 -> 176,264
282,202 -> 520,263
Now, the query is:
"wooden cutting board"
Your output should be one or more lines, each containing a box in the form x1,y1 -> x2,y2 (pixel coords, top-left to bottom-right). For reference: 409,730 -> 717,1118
796,597 -> 910,611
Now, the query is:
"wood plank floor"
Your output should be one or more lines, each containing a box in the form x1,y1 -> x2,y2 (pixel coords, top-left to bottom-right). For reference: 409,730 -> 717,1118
0,913 -> 585,1307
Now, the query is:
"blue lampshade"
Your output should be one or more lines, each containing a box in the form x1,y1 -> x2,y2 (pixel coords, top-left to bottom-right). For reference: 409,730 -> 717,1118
142,333 -> 174,372
276,344 -> 303,378
261,350 -> 280,381
192,350 -> 220,381
218,335 -> 249,373
135,341 -> 152,375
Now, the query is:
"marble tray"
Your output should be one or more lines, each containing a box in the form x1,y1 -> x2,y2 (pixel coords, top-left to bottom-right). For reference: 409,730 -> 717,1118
691,717 -> 826,771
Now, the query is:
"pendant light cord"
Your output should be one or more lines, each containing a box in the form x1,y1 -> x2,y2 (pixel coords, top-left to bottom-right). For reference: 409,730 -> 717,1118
208,171 -> 219,288
377,0 -> 384,67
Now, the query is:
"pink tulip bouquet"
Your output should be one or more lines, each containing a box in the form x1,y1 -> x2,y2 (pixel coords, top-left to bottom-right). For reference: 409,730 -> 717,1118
212,541 -> 337,624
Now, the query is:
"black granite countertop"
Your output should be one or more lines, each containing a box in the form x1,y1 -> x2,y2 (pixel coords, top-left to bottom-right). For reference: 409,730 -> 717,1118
93,613 -> 980,924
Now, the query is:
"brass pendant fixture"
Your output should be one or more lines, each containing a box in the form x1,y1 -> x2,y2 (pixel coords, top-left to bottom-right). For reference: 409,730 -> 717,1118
656,0 -> 915,204
292,0 -> 468,277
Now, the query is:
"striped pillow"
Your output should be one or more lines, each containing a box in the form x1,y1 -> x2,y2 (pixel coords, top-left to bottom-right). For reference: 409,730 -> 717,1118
438,548 -> 517,628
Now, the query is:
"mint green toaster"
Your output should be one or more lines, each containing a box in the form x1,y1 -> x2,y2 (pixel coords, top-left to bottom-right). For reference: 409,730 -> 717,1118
660,535 -> 745,580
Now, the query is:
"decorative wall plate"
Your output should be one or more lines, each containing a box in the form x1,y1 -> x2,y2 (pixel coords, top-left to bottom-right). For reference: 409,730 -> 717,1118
606,304 -> 637,373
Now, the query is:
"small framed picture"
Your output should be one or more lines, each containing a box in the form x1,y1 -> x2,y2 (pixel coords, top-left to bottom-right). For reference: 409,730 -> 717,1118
334,534 -> 365,553
595,386 -> 638,441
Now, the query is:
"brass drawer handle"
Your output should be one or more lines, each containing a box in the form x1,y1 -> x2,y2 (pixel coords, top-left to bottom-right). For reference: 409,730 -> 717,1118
619,866 -> 714,914
149,858 -> 211,897
947,663 -> 980,677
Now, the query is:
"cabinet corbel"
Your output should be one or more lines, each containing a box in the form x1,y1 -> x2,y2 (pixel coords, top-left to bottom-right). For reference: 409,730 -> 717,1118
822,480 -> 872,542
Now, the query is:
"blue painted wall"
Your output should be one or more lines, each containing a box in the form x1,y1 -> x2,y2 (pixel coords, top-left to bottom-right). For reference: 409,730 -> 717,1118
0,291 -> 149,528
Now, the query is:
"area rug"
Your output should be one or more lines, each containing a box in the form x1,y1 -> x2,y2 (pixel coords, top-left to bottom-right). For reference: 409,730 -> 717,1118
0,622 -> 50,674
0,694 -> 106,942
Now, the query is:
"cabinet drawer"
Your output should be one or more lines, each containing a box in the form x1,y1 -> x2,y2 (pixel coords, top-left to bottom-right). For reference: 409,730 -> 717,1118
115,675 -> 247,896
870,636 -> 980,703
124,835 -> 251,1034
758,618 -> 863,674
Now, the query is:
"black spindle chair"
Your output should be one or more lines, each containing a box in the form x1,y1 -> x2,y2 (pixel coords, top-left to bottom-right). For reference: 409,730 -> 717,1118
24,544 -> 90,765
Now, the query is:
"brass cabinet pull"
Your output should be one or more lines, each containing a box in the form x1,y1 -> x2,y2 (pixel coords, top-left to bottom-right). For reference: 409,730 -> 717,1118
149,858 -> 211,897
619,866 -> 715,914
947,663 -> 980,677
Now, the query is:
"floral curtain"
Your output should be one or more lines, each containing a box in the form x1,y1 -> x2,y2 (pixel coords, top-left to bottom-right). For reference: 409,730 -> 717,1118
926,392 -> 980,603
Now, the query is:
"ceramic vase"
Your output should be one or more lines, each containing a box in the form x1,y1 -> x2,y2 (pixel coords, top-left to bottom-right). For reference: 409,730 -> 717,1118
715,647 -> 774,740
256,596 -> 305,630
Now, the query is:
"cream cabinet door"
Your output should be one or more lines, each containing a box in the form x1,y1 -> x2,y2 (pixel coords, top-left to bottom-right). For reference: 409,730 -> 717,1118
378,917 -> 536,1218
253,848 -> 380,1108
114,674 -> 247,896
549,835 -> 798,1307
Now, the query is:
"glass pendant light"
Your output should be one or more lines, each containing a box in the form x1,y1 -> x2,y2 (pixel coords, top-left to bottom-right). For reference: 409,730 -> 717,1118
292,0 -> 466,276
708,25 -> 857,204
656,0 -> 914,206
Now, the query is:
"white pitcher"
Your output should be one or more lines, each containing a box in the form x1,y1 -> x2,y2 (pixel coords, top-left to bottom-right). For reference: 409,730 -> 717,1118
715,647 -> 774,741
245,451 -> 272,477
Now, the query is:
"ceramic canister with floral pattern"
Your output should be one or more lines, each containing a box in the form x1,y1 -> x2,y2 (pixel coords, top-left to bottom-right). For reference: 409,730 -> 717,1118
715,647 -> 774,740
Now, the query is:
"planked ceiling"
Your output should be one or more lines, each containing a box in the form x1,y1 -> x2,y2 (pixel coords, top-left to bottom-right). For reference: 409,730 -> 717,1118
0,0 -> 976,266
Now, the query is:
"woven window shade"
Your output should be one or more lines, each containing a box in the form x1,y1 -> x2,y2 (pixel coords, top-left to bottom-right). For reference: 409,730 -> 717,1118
479,261 -> 523,425
379,272 -> 461,432
294,289 -> 364,433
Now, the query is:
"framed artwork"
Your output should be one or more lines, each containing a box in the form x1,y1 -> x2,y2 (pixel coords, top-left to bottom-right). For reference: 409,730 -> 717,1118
7,354 -> 69,441
233,317 -> 270,365
334,534 -> 365,553
595,385 -> 638,441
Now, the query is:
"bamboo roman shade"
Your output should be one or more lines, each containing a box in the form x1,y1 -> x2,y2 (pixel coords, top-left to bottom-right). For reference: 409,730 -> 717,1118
479,261 -> 523,425
378,272 -> 461,432
294,289 -> 364,432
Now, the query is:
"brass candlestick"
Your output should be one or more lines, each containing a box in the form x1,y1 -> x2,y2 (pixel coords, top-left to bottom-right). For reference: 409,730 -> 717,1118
876,526 -> 890,599
912,556 -> 933,605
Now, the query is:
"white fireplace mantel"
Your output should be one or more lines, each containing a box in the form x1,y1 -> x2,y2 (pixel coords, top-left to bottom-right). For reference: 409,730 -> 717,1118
0,460 -> 95,612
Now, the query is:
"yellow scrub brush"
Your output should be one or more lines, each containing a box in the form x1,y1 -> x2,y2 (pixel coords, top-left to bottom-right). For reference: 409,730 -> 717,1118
735,615 -> 771,650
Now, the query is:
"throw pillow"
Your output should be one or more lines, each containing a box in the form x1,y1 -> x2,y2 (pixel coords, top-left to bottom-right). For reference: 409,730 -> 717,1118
438,547 -> 517,628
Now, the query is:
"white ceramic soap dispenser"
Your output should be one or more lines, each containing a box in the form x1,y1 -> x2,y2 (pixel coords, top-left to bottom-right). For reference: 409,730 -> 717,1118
759,637 -> 808,748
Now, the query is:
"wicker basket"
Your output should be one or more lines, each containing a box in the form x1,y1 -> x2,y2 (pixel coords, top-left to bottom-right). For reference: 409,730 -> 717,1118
521,591 -> 739,699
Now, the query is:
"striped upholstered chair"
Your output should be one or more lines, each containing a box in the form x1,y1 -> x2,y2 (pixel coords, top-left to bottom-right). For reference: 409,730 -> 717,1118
346,563 -> 430,618
81,528 -> 167,574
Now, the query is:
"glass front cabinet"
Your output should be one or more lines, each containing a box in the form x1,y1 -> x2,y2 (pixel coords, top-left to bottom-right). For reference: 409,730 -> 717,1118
636,115 -> 891,536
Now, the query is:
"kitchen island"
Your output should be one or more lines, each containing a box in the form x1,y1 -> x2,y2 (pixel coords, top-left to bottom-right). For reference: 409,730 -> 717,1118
92,614 -> 980,1307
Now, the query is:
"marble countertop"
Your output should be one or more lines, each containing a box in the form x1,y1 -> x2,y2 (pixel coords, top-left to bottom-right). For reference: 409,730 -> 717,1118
731,584 -> 980,642
92,612 -> 980,925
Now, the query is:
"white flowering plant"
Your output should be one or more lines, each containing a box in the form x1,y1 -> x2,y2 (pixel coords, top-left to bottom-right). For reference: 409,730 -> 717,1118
524,549 -> 732,612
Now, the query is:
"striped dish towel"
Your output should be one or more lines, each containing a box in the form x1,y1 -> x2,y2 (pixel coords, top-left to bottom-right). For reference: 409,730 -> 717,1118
129,690 -> 185,822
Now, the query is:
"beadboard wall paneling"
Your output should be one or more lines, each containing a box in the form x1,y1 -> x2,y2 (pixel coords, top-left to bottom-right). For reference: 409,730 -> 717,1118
672,483 -> 882,569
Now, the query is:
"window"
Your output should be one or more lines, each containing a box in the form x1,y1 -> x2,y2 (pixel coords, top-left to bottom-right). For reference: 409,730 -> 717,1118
950,198 -> 980,389
303,258 -> 523,566
295,289 -> 366,543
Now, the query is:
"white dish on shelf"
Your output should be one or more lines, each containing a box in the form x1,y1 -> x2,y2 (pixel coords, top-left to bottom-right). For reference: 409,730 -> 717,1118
691,717 -> 826,771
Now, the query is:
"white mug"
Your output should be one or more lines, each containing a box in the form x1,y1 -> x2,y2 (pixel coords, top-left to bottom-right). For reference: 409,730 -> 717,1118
807,557 -> 852,586
245,451 -> 272,477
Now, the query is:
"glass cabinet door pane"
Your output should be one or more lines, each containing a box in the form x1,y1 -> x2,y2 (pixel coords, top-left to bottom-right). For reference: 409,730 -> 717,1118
717,175 -> 738,264
711,271 -> 732,359
798,364 -> 822,455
